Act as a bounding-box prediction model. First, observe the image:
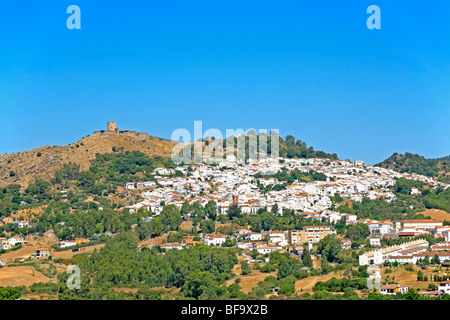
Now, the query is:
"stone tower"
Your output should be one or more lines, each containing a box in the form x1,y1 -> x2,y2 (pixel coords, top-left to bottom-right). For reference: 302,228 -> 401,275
107,121 -> 118,132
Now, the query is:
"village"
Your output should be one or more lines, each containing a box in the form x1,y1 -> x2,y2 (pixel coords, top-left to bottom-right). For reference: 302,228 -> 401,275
1,156 -> 450,298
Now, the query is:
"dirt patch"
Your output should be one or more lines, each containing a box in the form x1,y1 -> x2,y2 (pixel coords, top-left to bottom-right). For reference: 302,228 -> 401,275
1,205 -> 48,226
179,220 -> 193,231
139,234 -> 168,247
113,287 -> 139,294
379,266 -> 444,291
295,271 -> 345,293
52,244 -> 105,259
420,209 -> 450,221
225,265 -> 277,294
0,266 -> 51,287
0,245 -> 41,261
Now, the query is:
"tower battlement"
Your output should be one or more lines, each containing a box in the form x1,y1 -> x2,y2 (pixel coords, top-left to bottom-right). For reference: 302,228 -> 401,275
107,121 -> 118,133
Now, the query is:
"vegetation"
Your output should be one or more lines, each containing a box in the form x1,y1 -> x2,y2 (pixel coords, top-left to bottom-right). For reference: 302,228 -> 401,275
57,233 -> 238,300
376,152 -> 450,183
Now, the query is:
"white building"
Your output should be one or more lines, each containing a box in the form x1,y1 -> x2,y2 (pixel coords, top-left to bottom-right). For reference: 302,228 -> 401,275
359,239 -> 429,265
8,236 -> 24,246
244,232 -> 262,241
380,284 -> 409,295
369,237 -> 381,247
124,182 -> 135,190
0,238 -> 11,251
158,242 -> 185,250
438,280 -> 450,294
202,234 -> 227,246
17,221 -> 29,228
58,240 -> 77,248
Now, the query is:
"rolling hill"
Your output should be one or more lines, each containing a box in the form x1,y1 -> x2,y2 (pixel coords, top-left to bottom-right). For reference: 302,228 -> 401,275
0,125 -> 341,188
375,152 -> 450,182
0,130 -> 176,188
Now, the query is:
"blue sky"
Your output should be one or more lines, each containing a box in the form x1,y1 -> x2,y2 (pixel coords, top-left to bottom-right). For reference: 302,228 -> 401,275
0,1 -> 449,164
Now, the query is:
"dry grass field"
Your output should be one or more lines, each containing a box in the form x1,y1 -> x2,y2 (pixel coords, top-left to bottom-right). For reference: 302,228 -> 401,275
379,266 -> 448,291
0,265 -> 51,287
420,209 -> 450,222
225,263 -> 278,294
294,271 -> 345,294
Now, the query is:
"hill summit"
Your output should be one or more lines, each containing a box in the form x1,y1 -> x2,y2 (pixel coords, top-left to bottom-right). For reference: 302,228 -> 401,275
0,122 -> 176,187
375,152 -> 450,183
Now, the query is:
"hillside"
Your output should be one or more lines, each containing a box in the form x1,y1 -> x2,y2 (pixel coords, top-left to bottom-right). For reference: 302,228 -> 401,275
0,130 -> 176,187
375,152 -> 450,182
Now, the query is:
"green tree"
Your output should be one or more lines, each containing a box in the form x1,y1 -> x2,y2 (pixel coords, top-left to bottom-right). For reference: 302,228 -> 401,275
181,270 -> 219,299
0,287 -> 21,300
205,200 -> 217,221
317,235 -> 342,263
278,276 -> 296,295
227,203 -> 242,220
240,261 -> 252,275
301,244 -> 313,268
345,223 -> 370,242
431,254 -> 440,265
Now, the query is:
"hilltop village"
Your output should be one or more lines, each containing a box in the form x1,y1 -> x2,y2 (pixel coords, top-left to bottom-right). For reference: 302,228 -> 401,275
1,128 -> 450,300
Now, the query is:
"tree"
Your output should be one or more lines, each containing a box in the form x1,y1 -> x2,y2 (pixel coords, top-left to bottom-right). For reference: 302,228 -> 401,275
55,162 -> 81,184
180,201 -> 192,220
227,203 -> 242,220
240,261 -> 252,275
260,212 -> 278,231
159,204 -> 182,231
277,255 -> 302,279
271,203 -> 279,215
417,270 -> 423,281
317,235 -> 342,263
345,223 -> 370,242
431,254 -> 440,265
403,288 -> 421,300
278,276 -> 296,295
205,200 -> 217,221
301,244 -> 313,268
199,220 -> 215,234
181,270 -> 219,299
0,287 -> 21,300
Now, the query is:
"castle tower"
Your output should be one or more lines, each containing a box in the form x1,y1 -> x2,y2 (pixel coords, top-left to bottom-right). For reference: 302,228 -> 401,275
232,194 -> 239,204
107,121 -> 118,132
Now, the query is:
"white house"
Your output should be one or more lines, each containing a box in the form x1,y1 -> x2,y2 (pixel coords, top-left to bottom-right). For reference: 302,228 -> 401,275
203,234 -> 227,246
137,181 -> 156,188
124,182 -> 135,190
341,238 -> 352,249
8,236 -> 24,246
17,221 -> 29,228
244,232 -> 262,241
158,242 -> 185,250
58,240 -> 77,248
0,238 -> 11,251
380,284 -> 409,295
266,231 -> 286,244
369,237 -> 381,247
438,280 -> 450,294
154,168 -> 176,176
256,246 -> 277,255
